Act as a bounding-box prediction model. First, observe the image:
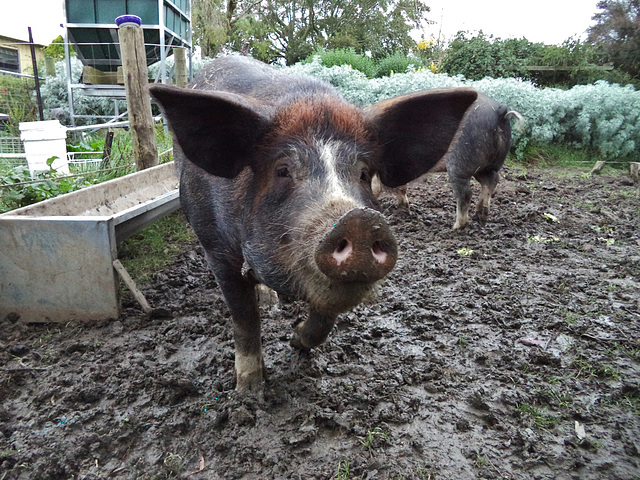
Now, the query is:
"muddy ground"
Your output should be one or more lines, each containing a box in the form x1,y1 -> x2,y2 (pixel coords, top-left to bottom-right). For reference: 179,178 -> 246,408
1,165 -> 639,480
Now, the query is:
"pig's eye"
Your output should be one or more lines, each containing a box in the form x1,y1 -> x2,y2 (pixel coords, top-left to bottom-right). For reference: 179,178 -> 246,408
276,165 -> 291,178
360,168 -> 372,184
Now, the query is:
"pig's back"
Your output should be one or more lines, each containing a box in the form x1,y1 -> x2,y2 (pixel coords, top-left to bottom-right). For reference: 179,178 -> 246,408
188,55 -> 336,105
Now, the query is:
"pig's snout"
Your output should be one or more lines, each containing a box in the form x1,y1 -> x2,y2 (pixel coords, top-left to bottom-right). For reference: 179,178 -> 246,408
315,208 -> 397,282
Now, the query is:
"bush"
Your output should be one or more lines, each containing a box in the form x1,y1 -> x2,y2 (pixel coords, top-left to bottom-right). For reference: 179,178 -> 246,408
0,75 -> 39,135
303,48 -> 376,78
441,32 -> 528,81
0,160 -> 95,213
374,52 -> 423,77
286,60 -> 640,162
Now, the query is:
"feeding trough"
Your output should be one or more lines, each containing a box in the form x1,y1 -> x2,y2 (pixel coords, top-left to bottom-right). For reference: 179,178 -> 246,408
0,162 -> 180,322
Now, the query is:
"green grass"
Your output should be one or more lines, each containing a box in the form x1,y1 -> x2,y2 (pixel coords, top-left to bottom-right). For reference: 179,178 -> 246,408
117,211 -> 195,284
359,426 -> 389,450
515,142 -> 637,174
517,403 -> 559,430
572,355 -> 620,380
334,460 -> 351,480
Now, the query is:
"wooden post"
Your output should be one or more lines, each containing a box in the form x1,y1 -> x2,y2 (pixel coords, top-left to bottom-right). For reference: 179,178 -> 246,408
590,160 -> 606,175
116,15 -> 158,170
173,47 -> 188,88
100,130 -> 114,168
113,259 -> 152,313
630,162 -> 640,184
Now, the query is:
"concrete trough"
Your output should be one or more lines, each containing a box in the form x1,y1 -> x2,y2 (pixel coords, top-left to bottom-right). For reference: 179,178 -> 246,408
0,162 -> 180,322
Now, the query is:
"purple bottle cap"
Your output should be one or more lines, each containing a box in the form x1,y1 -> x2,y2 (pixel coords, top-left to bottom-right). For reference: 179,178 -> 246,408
115,15 -> 142,27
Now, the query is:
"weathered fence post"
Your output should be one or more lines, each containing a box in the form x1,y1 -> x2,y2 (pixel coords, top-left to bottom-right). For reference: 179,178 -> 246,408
173,47 -> 188,88
590,160 -> 606,175
28,27 -> 44,121
45,57 -> 56,77
100,130 -> 115,168
630,162 -> 639,184
116,15 -> 158,170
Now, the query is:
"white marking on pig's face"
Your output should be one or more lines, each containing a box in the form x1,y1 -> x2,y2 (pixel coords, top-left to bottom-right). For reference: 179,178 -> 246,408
317,139 -> 358,204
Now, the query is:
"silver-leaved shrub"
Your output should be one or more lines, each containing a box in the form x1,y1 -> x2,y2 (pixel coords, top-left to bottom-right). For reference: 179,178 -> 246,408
287,57 -> 640,160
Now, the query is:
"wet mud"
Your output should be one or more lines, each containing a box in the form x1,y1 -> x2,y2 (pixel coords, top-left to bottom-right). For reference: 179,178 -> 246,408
1,166 -> 639,479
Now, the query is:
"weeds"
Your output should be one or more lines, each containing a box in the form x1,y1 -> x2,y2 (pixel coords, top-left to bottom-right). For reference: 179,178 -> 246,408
573,356 -> 620,380
117,211 -> 195,284
0,158 -> 98,213
621,391 -> 640,416
334,460 -> 350,480
558,307 -> 579,324
163,453 -> 184,476
0,126 -> 171,213
359,426 -> 389,450
517,403 -> 559,430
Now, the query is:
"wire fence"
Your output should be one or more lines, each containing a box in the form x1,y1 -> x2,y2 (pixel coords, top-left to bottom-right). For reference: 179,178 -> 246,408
0,148 -> 173,189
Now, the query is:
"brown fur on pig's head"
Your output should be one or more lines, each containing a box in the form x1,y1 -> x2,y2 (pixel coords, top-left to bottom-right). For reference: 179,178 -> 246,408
149,84 -> 477,187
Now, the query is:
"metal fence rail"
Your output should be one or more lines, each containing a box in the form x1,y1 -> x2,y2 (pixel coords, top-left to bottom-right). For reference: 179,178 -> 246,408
0,137 -> 25,155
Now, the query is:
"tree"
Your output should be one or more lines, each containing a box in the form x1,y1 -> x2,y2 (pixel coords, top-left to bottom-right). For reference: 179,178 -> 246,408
193,0 -> 430,65
192,0 -> 262,57
268,0 -> 430,64
588,0 -> 640,78
44,36 -> 74,59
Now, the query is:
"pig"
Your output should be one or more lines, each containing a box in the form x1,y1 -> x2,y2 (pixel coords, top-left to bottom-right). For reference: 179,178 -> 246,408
149,55 -> 477,393
371,93 -> 523,230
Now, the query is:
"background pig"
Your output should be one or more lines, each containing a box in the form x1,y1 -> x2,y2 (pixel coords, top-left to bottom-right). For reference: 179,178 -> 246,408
372,93 -> 523,229
150,55 -> 476,392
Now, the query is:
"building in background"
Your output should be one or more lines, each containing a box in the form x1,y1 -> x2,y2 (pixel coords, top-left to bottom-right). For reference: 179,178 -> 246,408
0,34 -> 45,75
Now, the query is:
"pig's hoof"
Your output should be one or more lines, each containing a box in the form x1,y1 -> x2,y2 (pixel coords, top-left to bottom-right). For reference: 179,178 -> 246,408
235,371 -> 264,394
475,207 -> 489,225
452,222 -> 468,230
290,332 -> 311,351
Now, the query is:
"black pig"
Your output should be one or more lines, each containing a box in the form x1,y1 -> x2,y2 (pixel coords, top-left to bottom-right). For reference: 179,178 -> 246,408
150,56 -> 476,392
372,93 -> 523,229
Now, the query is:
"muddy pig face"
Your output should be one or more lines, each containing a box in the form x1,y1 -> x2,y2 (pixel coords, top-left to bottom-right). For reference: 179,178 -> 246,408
242,96 -> 398,313
150,85 -> 477,315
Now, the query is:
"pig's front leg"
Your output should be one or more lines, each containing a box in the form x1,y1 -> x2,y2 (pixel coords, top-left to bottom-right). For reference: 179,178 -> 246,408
215,271 -> 265,392
291,308 -> 337,350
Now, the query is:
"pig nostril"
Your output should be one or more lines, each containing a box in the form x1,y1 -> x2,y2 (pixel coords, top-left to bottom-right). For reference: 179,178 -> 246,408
332,239 -> 352,266
372,240 -> 389,264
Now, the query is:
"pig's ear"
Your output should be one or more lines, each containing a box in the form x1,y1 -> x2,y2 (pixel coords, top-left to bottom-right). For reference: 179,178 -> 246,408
366,88 -> 477,187
150,85 -> 270,178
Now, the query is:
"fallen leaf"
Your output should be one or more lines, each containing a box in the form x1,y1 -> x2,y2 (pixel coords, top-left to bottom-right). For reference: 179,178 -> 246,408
575,421 -> 586,440
186,455 -> 205,477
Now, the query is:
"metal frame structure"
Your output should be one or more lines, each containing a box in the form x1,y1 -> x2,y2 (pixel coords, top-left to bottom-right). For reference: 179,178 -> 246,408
62,0 -> 192,126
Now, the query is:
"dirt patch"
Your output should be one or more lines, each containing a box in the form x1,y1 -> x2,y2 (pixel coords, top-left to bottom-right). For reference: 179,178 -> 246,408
2,166 -> 639,479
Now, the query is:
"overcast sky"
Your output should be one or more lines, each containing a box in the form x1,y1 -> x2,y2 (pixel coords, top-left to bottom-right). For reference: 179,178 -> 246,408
422,0 -> 601,45
1,0 -> 601,46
